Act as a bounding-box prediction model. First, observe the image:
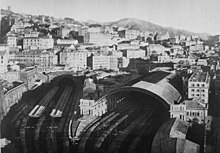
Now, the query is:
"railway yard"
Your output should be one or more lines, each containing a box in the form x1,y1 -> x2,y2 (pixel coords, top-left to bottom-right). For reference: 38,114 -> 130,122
1,75 -> 169,153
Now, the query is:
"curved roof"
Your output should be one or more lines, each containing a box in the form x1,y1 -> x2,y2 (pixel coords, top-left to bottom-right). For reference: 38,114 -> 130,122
108,71 -> 182,107
132,79 -> 181,105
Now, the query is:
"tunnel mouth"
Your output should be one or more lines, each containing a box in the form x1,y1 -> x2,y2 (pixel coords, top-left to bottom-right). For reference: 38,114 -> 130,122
53,75 -> 78,92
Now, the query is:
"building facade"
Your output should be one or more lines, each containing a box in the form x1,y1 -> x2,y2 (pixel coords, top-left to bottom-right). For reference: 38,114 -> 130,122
0,81 -> 27,117
23,36 -> 54,50
84,32 -> 114,46
87,55 -> 110,70
79,98 -> 107,116
170,99 -> 208,124
7,35 -> 17,47
122,49 -> 146,59
188,72 -> 210,108
0,45 -> 9,78
60,50 -> 87,71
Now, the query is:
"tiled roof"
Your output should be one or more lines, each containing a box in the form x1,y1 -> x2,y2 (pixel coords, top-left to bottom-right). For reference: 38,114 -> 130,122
184,99 -> 205,110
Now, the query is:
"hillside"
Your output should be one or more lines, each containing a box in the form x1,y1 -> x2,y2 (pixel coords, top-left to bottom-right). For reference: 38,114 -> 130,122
102,18 -> 210,40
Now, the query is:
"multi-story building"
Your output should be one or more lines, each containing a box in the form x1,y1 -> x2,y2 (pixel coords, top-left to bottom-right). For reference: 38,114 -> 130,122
118,30 -> 140,40
7,35 -> 17,47
122,49 -> 146,59
57,27 -> 71,38
188,72 -> 210,108
20,67 -> 37,89
56,39 -> 78,45
0,45 -> 9,78
189,44 -> 204,52
38,50 -> 54,72
0,80 -> 27,117
211,35 -> 220,42
23,35 -> 54,50
59,50 -> 87,71
79,98 -> 107,116
197,59 -> 208,66
24,31 -> 39,37
118,57 -> 130,69
87,55 -> 111,70
84,32 -> 114,46
12,50 -> 40,66
109,56 -> 119,71
170,99 -> 208,124
5,71 -> 20,83
12,50 -> 55,72
147,44 -> 169,56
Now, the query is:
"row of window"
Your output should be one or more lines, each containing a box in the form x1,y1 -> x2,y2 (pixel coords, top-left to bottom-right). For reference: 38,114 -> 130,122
191,89 -> 206,92
190,83 -> 206,87
191,93 -> 206,98
186,111 -> 203,116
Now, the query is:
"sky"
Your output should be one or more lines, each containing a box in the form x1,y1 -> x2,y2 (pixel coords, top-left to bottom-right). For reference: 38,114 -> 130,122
1,0 -> 220,35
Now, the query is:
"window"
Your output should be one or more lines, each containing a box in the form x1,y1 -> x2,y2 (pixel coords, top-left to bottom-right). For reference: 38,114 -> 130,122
197,84 -> 200,87
191,89 -> 195,92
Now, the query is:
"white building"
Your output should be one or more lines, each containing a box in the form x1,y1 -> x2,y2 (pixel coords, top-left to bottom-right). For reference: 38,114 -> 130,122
158,55 -> 170,63
79,98 -> 107,116
197,59 -> 208,66
188,72 -> 210,108
56,39 -> 78,45
110,56 -> 119,71
7,35 -> 17,47
24,31 -> 39,37
87,55 -> 110,70
84,32 -> 115,46
122,49 -> 146,59
60,50 -> 87,71
0,45 -> 9,78
147,44 -> 169,56
170,98 -> 208,124
23,35 -> 54,50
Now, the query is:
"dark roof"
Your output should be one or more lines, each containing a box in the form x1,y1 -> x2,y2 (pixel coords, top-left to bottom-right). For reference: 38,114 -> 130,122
141,71 -> 171,83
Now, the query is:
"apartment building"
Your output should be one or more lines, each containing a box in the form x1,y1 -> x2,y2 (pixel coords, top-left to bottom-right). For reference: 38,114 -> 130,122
60,50 -> 87,71
122,49 -> 146,59
12,50 -> 55,72
118,30 -> 140,40
84,32 -> 114,46
57,27 -> 71,38
188,72 -> 210,108
23,35 -> 54,50
0,45 -> 9,78
87,55 -> 111,70
7,35 -> 17,47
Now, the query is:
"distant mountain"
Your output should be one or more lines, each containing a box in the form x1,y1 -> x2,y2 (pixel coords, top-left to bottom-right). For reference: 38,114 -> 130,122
101,18 -> 210,40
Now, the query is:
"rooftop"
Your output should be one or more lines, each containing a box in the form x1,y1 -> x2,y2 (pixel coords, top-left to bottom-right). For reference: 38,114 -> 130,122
141,71 -> 171,83
184,99 -> 205,110
189,72 -> 208,82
